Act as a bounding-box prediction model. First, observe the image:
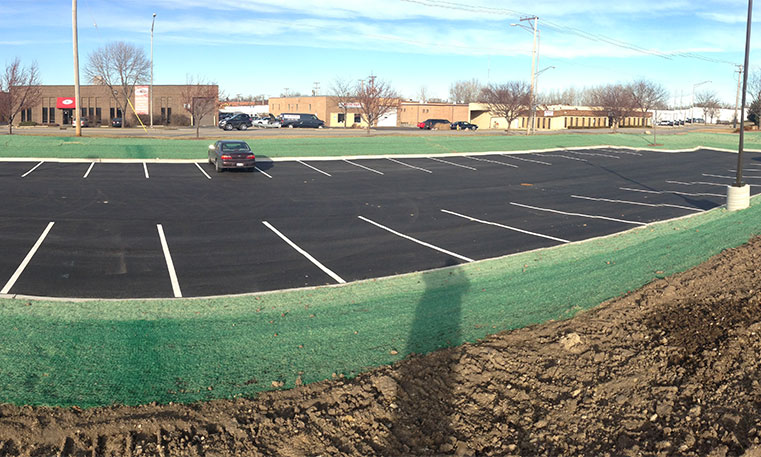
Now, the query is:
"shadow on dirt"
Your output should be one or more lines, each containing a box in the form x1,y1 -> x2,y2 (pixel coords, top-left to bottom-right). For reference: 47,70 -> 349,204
381,257 -> 470,454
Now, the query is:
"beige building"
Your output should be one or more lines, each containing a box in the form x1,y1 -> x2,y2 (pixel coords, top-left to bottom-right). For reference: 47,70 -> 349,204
11,84 -> 218,127
469,104 -> 653,131
398,102 -> 469,127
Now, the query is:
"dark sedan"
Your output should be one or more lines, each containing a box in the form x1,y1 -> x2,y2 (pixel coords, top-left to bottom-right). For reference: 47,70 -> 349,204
208,140 -> 256,173
451,121 -> 478,131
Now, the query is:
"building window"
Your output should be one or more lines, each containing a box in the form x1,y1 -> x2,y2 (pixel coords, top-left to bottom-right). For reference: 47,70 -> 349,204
338,113 -> 345,123
50,108 -> 55,123
42,107 -> 48,123
88,107 -> 94,119
354,114 -> 361,123
96,108 -> 102,123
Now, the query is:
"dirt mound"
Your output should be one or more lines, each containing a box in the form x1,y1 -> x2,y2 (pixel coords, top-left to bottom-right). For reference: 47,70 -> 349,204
3,237 -> 761,456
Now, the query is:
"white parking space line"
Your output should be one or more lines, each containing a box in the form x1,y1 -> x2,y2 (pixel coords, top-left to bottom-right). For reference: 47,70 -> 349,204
143,162 -> 150,179
731,168 -> 761,172
1,222 -> 55,295
343,159 -> 384,175
255,167 -> 273,178
465,156 -> 518,168
568,151 -> 621,159
194,162 -> 212,180
600,149 -> 643,156
498,154 -> 552,165
667,180 -> 728,188
538,154 -> 588,162
509,202 -> 646,226
262,221 -> 346,284
571,195 -> 704,212
441,209 -> 570,243
298,160 -> 332,177
157,224 -> 182,298
387,158 -> 433,173
429,157 -> 477,170
83,162 -> 95,178
358,216 -> 474,262
703,173 -> 761,179
21,161 -> 44,178
620,187 -> 724,198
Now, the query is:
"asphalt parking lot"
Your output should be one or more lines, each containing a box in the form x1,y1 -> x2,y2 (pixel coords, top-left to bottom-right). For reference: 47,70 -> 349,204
0,147 -> 758,299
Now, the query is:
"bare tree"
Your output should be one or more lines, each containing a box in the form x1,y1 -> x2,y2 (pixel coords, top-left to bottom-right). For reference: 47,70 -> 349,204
0,58 -> 42,134
538,87 -> 581,106
417,86 -> 428,103
589,84 -> 636,129
481,81 -> 530,133
449,79 -> 482,104
331,78 -> 355,128
695,90 -> 721,123
86,42 -> 150,128
355,76 -> 400,134
628,79 -> 668,127
180,76 -> 219,138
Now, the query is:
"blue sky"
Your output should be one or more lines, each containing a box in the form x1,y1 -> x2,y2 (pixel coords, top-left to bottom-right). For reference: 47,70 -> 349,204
1,0 -> 758,105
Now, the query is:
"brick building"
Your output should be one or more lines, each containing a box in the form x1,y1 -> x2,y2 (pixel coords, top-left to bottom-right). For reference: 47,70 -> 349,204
10,84 -> 218,127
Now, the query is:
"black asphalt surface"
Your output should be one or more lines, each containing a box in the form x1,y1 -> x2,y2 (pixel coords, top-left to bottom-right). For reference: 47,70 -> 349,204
0,148 -> 758,299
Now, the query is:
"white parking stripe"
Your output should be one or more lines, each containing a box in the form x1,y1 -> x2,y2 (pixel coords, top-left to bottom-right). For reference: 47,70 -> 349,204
83,162 -> 95,178
599,149 -> 643,156
568,151 -> 621,159
143,162 -> 150,179
429,157 -> 477,170
571,195 -> 704,212
619,187 -> 724,198
703,173 -> 761,179
465,156 -> 518,168
1,222 -> 55,295
358,216 -> 474,262
667,180 -> 727,188
21,161 -> 44,177
441,209 -> 570,243
262,221 -> 346,284
387,158 -> 432,173
255,167 -> 273,178
509,202 -> 646,226
298,160 -> 332,177
538,154 -> 588,162
157,224 -> 182,298
343,159 -> 384,175
194,163 -> 212,179
498,154 -> 552,165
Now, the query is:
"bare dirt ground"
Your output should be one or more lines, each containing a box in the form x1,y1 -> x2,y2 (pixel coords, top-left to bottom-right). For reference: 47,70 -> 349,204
2,236 -> 761,456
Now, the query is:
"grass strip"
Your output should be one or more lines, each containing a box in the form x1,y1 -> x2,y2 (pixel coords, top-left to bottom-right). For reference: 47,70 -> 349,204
0,196 -> 760,408
1,131 -> 761,160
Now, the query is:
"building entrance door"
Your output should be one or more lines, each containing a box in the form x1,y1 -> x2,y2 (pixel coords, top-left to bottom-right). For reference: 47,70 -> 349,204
62,109 -> 73,125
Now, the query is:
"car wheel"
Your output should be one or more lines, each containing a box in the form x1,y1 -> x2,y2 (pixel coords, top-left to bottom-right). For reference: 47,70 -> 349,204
318,124 -> 324,129
288,124 -> 294,128
239,124 -> 248,131
215,159 -> 223,173
224,124 -> 233,131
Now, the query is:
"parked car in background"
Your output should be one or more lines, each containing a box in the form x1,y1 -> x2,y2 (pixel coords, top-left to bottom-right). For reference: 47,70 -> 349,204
417,119 -> 451,129
450,121 -> 478,131
278,113 -> 325,128
218,112 -> 237,122
208,140 -> 256,173
252,115 -> 281,128
657,120 -> 673,126
219,113 -> 253,131
72,118 -> 89,128
111,117 -> 122,127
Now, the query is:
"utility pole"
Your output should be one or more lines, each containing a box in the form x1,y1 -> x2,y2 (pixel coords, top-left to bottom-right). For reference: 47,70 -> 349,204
512,16 -> 539,135
729,0 -> 753,211
733,64 -> 743,129
150,12 -> 156,128
72,0 -> 81,137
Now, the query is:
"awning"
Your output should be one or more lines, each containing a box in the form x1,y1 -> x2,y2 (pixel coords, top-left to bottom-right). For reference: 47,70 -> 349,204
56,97 -> 75,109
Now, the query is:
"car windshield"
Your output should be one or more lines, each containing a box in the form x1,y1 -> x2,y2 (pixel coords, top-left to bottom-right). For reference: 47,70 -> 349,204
221,142 -> 249,151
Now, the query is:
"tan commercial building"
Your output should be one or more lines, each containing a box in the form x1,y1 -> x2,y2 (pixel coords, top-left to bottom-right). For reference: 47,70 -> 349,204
10,84 -> 218,127
398,102 -> 469,127
469,104 -> 652,131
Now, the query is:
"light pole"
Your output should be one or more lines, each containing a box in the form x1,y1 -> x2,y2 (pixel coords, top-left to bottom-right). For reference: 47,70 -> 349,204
728,0 -> 753,211
72,0 -> 81,137
691,80 -> 710,123
150,12 -> 156,128
511,16 -> 539,135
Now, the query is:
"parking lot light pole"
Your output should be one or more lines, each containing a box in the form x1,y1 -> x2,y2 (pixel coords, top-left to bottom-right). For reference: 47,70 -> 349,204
728,0 -> 753,211
691,80 -> 710,122
150,12 -> 156,128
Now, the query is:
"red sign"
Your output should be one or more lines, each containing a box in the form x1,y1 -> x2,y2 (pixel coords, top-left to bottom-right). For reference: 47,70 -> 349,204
134,86 -> 149,115
56,97 -> 76,109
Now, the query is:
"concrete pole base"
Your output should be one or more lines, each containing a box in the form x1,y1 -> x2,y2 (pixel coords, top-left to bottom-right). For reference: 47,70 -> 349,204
727,184 -> 750,211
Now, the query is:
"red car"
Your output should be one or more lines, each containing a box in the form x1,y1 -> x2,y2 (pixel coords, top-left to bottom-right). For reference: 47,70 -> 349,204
208,140 -> 256,173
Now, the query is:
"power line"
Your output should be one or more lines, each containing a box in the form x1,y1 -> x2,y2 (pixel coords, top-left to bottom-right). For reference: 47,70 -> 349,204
398,0 -> 737,66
